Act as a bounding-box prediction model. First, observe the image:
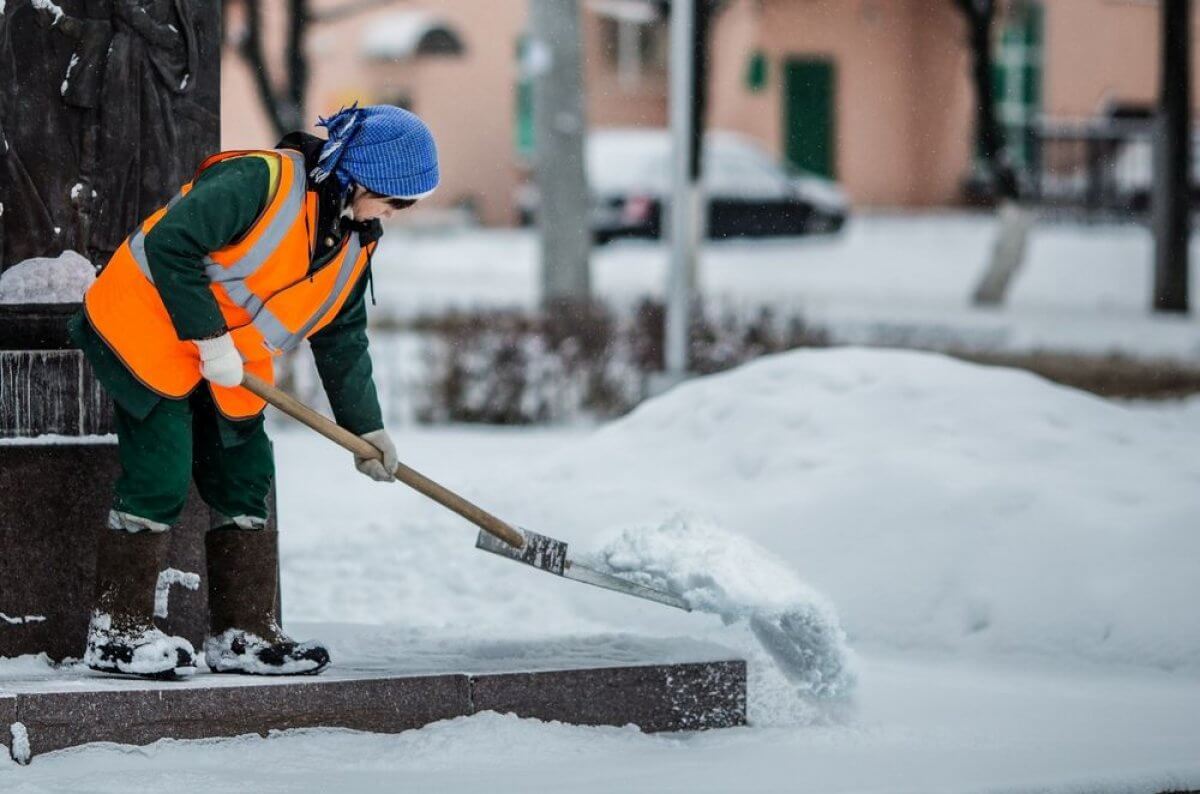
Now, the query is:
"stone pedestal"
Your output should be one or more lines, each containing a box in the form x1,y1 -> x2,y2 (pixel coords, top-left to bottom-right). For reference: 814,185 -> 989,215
0,443 -> 250,660
0,305 -> 277,662
0,304 -> 112,438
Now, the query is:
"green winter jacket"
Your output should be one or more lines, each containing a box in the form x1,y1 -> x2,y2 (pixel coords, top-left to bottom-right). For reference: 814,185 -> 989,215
69,149 -> 384,444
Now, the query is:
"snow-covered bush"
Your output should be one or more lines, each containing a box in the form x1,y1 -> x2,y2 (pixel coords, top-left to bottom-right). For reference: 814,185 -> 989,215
413,299 -> 829,424
414,302 -> 639,424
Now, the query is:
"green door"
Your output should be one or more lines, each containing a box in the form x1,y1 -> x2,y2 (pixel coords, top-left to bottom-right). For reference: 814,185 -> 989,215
784,59 -> 836,178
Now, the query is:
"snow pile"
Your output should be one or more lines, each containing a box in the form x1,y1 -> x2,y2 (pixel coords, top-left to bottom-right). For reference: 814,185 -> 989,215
593,515 -> 853,697
520,348 -> 1200,671
275,347 -> 1200,680
0,251 -> 95,303
8,722 -> 30,766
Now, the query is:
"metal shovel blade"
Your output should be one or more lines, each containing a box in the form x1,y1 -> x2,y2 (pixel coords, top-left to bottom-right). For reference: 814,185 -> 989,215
475,528 -> 691,612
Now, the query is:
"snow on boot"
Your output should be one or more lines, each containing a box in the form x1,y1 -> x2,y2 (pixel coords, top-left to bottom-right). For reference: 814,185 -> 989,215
84,527 -> 196,679
205,628 -> 330,676
84,613 -> 196,680
204,527 -> 330,676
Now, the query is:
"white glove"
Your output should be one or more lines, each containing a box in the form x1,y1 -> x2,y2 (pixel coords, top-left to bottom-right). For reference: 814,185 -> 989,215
195,333 -> 243,388
355,428 -> 398,482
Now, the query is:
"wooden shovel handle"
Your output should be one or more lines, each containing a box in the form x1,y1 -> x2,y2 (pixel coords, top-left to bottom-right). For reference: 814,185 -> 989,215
241,372 -> 526,550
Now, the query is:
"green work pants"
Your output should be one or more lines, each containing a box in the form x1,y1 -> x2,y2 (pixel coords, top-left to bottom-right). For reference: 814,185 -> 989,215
111,388 -> 274,530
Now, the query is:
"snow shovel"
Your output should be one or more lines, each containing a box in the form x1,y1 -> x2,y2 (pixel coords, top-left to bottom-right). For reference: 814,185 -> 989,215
241,373 -> 690,612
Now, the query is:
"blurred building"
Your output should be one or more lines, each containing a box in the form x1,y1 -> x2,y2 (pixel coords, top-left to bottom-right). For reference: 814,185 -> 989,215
221,0 -> 1200,225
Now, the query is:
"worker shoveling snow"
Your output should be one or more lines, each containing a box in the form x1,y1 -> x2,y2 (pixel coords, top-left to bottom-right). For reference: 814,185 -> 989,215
589,514 -> 855,699
245,372 -> 856,702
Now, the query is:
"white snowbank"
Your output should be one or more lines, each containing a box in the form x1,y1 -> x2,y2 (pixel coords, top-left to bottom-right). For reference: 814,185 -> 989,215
0,251 -> 94,303
518,348 -> 1200,671
275,348 -> 1200,685
268,348 -> 1200,677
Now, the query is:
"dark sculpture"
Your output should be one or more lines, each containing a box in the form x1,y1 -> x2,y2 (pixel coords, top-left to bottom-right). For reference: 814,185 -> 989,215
1,0 -> 224,662
0,0 -> 217,272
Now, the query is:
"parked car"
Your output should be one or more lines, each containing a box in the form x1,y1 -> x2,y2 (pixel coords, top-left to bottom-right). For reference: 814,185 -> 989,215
1111,132 -> 1200,214
517,128 -> 848,243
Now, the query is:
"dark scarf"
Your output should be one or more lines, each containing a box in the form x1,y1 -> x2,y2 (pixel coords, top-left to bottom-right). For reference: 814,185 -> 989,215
277,131 -> 381,301
274,131 -> 379,260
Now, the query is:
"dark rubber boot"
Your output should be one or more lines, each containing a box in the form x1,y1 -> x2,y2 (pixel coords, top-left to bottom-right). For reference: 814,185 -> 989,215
84,528 -> 196,679
204,528 -> 330,675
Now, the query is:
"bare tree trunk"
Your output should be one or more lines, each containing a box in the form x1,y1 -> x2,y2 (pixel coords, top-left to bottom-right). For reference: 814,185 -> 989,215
954,0 -> 1032,307
962,0 -> 1015,199
236,0 -> 310,139
283,0 -> 310,132
531,0 -> 591,306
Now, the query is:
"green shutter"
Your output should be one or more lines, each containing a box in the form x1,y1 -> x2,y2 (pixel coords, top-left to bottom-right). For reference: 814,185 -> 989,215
515,37 -> 535,156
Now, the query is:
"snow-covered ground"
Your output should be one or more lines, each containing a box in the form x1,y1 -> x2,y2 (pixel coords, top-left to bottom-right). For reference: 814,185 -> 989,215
6,654 -> 1199,793
368,215 -> 1200,361
4,349 -> 1199,791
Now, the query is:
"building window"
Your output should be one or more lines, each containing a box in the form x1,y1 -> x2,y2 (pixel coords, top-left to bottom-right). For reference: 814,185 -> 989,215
746,51 -> 769,93
598,15 -> 668,90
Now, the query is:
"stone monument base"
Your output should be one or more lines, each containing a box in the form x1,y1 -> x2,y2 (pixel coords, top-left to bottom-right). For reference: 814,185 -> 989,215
0,441 -> 277,661
0,639 -> 747,762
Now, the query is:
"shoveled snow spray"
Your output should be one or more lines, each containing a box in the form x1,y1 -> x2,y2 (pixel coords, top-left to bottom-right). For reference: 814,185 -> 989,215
589,514 -> 855,699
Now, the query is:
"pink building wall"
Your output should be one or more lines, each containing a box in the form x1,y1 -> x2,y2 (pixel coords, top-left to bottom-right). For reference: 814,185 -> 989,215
707,0 -> 972,207
221,0 -> 1200,222
1041,0 -> 1200,117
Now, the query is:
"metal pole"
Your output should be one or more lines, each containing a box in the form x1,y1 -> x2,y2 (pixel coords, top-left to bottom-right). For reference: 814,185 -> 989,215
531,0 -> 591,307
1153,0 -> 1190,313
666,0 -> 701,379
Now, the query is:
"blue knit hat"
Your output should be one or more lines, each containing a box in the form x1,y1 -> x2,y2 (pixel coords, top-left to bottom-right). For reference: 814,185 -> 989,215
311,103 -> 440,199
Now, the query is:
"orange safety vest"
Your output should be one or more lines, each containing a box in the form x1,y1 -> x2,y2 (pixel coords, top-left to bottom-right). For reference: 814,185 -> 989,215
85,148 -> 375,420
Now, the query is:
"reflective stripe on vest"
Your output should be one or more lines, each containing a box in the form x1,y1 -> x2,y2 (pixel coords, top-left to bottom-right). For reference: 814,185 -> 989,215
202,154 -> 308,284
122,150 -> 360,354
219,217 -> 361,353
126,188 -> 188,284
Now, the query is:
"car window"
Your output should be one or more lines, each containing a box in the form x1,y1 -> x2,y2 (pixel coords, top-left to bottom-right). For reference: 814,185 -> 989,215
588,134 -> 670,195
705,151 -> 789,199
